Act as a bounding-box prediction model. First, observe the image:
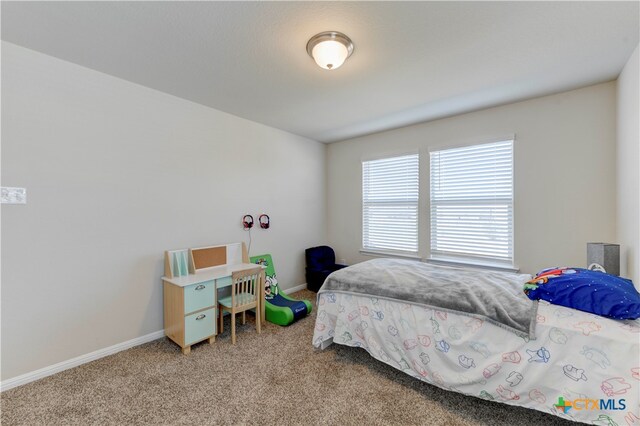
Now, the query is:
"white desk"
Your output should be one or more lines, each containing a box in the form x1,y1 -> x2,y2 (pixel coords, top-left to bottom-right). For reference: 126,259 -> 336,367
163,257 -> 265,354
163,263 -> 262,287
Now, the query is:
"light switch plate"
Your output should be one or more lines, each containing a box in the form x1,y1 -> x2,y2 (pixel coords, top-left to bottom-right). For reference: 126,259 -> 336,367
1,187 -> 27,204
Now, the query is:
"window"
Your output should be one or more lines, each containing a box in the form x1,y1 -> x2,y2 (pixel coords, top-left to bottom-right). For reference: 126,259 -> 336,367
362,153 -> 419,254
429,140 -> 514,266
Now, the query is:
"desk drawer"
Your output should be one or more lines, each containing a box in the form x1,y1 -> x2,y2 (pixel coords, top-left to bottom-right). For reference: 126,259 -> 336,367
216,276 -> 232,289
184,280 -> 215,314
184,308 -> 215,345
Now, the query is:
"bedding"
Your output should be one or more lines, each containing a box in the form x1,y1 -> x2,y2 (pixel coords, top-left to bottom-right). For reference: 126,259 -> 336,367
313,259 -> 640,426
524,268 -> 640,320
313,292 -> 640,424
321,258 -> 537,338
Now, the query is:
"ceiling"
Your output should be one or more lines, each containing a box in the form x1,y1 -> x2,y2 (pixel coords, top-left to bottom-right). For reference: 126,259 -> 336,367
2,2 -> 638,143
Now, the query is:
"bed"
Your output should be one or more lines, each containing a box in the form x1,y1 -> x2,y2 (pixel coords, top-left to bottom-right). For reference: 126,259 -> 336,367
312,258 -> 640,424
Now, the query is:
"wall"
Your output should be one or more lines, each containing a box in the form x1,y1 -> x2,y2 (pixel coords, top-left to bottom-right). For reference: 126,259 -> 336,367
617,45 -> 640,287
327,82 -> 617,275
0,42 -> 327,381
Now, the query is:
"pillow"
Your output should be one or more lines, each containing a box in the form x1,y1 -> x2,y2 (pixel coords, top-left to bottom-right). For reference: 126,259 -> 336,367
523,267 -> 640,319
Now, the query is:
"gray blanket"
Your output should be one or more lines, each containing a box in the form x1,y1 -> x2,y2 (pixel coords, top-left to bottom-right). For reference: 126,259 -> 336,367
319,258 -> 538,338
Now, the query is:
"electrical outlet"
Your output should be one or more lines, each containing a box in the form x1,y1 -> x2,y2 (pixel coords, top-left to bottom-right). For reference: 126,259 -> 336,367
1,187 -> 27,204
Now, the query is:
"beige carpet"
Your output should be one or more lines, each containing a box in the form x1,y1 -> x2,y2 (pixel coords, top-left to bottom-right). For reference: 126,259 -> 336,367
1,290 -> 577,425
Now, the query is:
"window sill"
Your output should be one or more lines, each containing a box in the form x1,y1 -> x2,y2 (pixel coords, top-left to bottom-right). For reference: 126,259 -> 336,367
425,256 -> 520,273
360,249 -> 421,261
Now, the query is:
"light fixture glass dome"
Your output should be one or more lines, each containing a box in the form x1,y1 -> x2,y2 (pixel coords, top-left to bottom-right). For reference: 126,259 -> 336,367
307,31 -> 354,71
312,40 -> 349,70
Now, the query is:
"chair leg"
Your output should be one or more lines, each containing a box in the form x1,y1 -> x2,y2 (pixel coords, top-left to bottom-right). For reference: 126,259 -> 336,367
231,312 -> 236,345
256,306 -> 261,334
242,311 -> 246,325
219,307 -> 224,334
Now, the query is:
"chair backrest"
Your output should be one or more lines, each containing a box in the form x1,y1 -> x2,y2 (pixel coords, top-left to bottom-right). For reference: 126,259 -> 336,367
230,267 -> 263,308
305,246 -> 336,270
249,254 -> 278,299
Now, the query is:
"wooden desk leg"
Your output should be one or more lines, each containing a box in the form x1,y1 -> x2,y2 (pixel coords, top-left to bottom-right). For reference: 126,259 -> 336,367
261,271 -> 266,325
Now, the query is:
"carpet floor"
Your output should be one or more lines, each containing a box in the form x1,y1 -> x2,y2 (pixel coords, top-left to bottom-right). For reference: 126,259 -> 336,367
1,290 -> 578,425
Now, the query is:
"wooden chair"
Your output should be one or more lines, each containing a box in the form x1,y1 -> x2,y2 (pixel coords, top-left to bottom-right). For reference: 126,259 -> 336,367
218,267 -> 262,344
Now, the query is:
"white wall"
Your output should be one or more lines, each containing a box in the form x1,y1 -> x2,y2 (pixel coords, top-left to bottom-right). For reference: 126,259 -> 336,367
328,82 -> 617,275
617,45 -> 640,287
0,42 -> 327,380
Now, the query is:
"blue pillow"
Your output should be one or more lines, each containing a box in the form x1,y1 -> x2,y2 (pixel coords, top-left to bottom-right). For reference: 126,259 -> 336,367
523,267 -> 640,319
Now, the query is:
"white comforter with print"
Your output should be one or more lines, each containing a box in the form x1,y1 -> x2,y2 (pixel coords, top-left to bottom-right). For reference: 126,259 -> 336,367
312,292 -> 640,424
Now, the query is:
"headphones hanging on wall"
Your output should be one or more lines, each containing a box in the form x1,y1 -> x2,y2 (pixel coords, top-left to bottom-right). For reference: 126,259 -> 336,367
258,214 -> 270,229
242,214 -> 254,229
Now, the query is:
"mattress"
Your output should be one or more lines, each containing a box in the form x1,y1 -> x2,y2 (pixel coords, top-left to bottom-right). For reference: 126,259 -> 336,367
313,291 -> 640,424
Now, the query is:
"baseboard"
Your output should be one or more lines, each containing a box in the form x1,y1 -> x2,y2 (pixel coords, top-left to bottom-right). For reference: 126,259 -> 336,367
1,329 -> 165,392
1,284 -> 309,392
284,283 -> 307,294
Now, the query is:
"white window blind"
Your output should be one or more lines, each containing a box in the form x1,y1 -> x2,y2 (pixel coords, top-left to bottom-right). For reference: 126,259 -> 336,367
430,140 -> 513,265
363,154 -> 419,254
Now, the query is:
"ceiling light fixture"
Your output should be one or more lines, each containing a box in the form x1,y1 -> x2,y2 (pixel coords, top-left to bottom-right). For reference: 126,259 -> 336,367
306,31 -> 354,70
